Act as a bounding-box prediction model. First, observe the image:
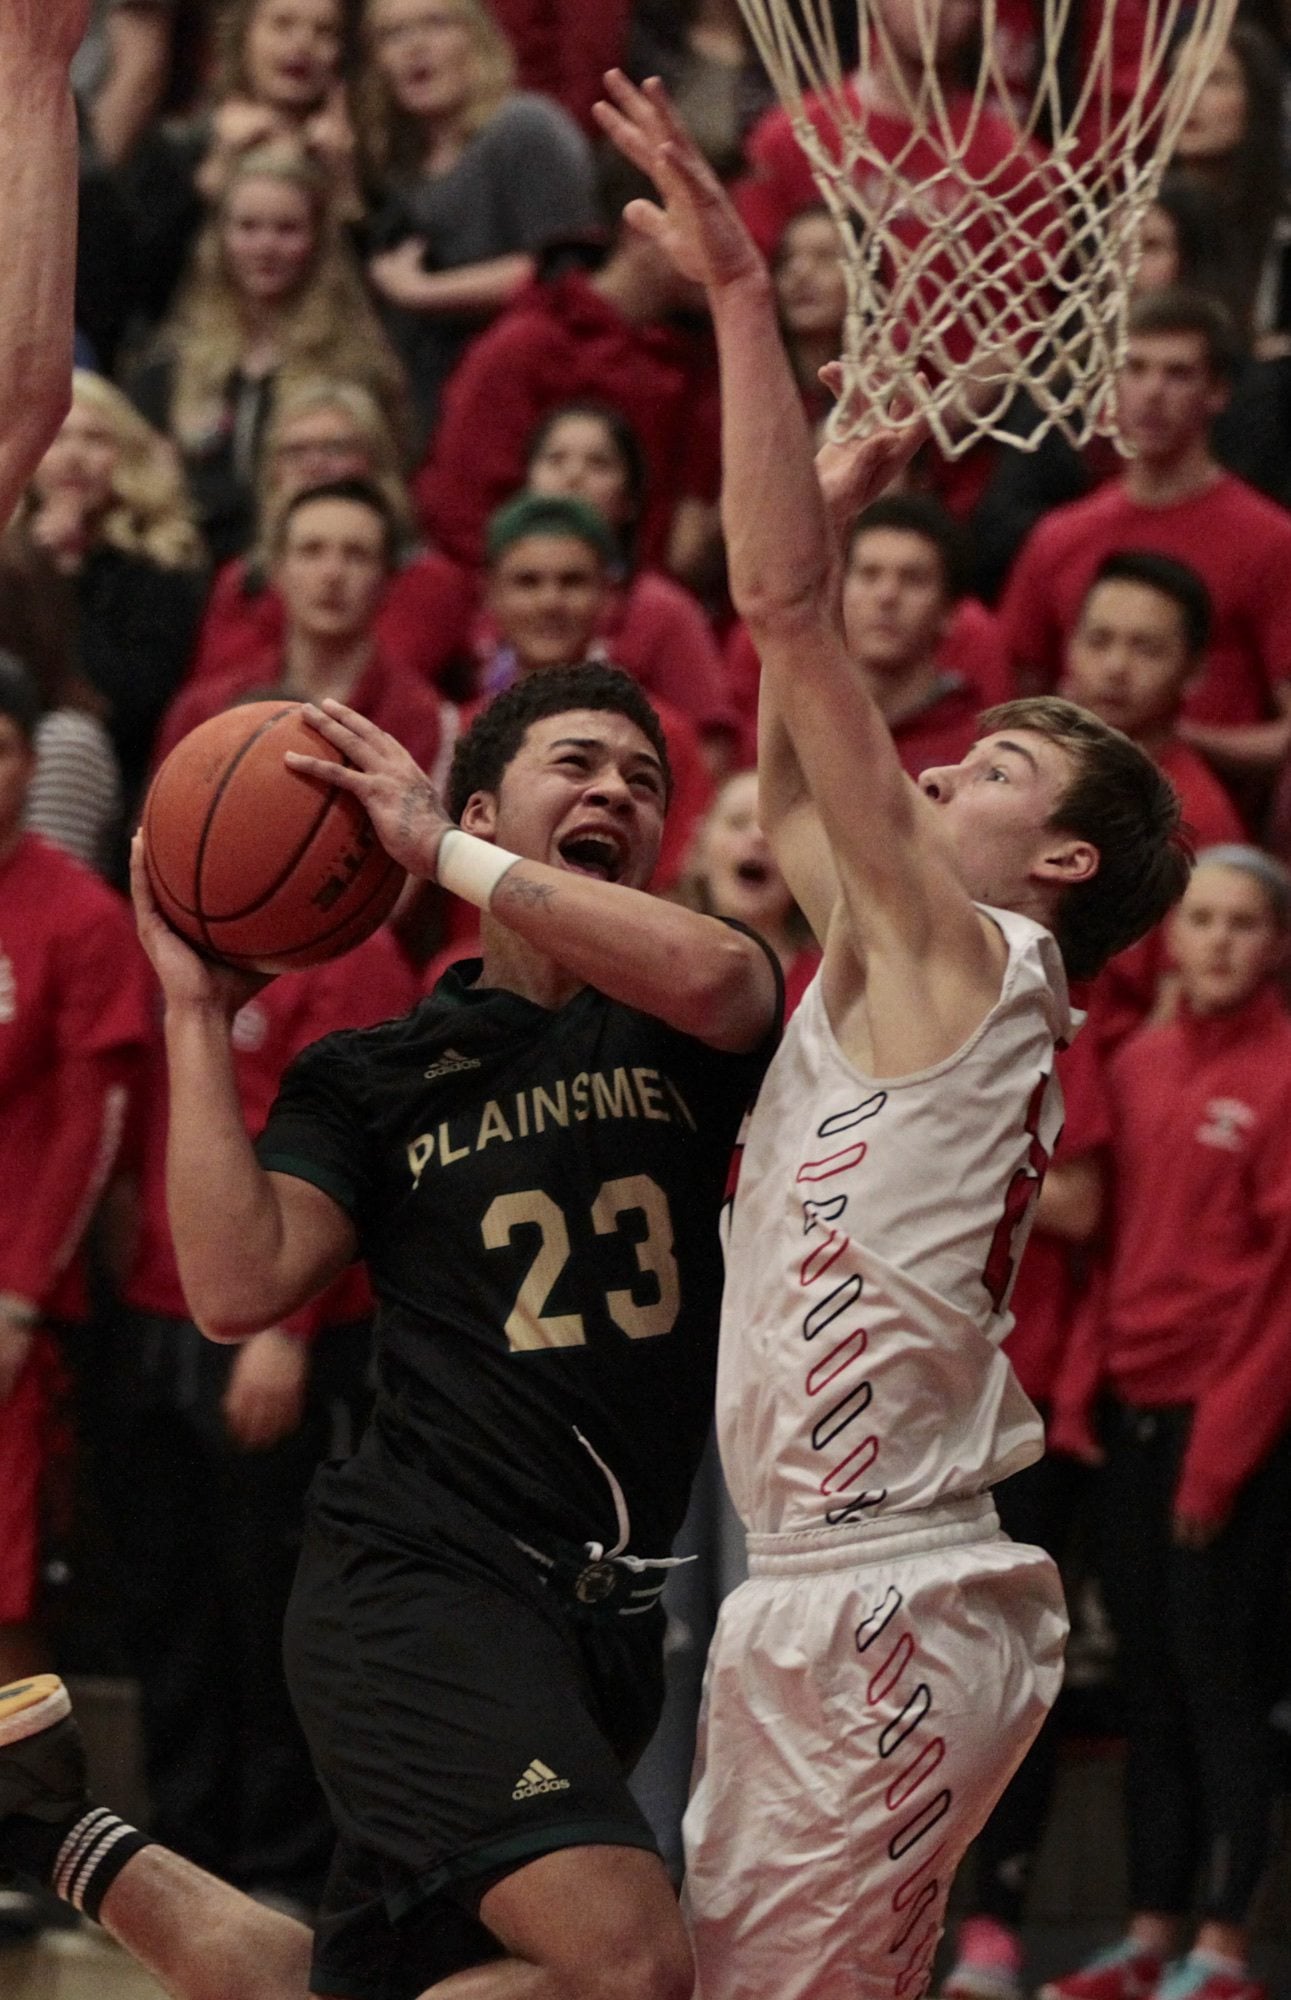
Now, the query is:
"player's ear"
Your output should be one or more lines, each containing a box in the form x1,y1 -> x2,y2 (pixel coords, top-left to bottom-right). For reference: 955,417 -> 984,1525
1035,836 -> 1098,886
460,790 -> 499,840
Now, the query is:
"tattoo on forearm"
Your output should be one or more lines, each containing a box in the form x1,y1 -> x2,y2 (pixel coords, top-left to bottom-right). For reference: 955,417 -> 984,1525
497,874 -> 558,911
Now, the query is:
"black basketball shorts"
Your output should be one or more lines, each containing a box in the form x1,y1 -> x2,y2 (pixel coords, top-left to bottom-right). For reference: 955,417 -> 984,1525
283,1495 -> 666,2000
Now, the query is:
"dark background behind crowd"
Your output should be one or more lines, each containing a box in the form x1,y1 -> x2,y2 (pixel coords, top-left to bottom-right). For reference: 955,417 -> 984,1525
5,1 -> 1291,1993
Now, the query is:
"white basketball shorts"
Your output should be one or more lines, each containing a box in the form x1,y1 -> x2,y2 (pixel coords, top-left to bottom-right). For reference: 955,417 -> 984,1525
682,1496 -> 1068,2000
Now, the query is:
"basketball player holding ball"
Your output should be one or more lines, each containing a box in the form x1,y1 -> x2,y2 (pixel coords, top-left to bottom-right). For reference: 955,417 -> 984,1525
589,72 -> 1196,2000
0,660 -> 780,2000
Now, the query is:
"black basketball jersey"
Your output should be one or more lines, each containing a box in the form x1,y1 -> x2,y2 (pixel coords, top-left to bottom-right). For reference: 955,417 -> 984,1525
257,950 -> 778,1557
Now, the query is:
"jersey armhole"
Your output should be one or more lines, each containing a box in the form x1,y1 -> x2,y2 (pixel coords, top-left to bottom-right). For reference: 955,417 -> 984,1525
258,1151 -> 358,1217
716,916 -> 786,1050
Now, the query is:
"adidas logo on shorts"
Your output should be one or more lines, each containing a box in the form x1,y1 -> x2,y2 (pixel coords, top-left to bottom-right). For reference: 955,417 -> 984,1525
512,1759 -> 571,1801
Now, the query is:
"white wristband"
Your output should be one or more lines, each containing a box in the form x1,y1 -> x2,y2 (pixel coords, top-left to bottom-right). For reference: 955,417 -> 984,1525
435,828 -> 522,909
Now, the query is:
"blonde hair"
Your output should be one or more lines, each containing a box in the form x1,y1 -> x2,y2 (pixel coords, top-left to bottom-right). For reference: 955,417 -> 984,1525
356,0 -> 515,177
211,0 -> 349,106
32,373 -> 205,571
163,143 -> 408,455
253,376 -> 414,566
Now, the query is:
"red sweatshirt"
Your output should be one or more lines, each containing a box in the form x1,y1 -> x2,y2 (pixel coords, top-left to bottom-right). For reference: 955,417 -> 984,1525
1080,735 -> 1246,1053
1002,473 -> 1291,728
153,644 -> 450,784
125,928 -> 418,1331
1063,983 -> 1291,1523
0,834 -> 152,1318
188,551 -> 477,692
412,272 -> 721,573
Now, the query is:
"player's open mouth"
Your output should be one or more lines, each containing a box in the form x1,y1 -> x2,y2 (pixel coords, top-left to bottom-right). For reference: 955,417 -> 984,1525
736,860 -> 769,885
558,833 -> 625,882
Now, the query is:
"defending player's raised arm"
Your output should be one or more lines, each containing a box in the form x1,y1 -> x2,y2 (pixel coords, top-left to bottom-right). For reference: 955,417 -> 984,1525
594,73 -> 991,983
0,2 -> 89,522
130,840 -> 358,1339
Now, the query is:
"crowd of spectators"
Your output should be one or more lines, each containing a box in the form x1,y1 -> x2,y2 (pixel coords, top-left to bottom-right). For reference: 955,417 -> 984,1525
5,2 -> 1291,1992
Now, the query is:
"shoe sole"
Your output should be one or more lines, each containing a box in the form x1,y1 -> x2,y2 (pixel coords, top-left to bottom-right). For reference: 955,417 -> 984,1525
0,1677 -> 71,1749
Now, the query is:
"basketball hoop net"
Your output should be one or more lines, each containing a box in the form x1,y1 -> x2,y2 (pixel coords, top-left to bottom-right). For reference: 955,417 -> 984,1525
736,0 -> 1240,454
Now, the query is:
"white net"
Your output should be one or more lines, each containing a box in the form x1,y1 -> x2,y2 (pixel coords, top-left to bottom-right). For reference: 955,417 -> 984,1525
736,0 -> 1241,453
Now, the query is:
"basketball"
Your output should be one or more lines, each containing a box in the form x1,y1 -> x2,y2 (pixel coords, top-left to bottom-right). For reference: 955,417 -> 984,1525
142,701 -> 406,973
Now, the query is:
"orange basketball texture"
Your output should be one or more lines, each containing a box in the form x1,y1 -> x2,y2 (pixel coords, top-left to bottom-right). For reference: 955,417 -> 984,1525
143,702 -> 406,972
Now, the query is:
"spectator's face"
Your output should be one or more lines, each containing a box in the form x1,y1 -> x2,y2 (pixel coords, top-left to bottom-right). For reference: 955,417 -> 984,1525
274,497 -> 388,642
527,415 -> 633,531
0,717 -> 35,851
1115,332 -> 1227,460
368,0 -> 476,125
842,527 -> 950,676
1170,863 -> 1285,1014
486,535 -> 608,674
1175,43 -> 1248,161
876,0 -> 976,64
244,0 -> 343,113
699,770 -> 794,931
774,213 -> 847,344
918,730 -> 1089,904
1133,204 -> 1181,296
461,709 -> 665,889
222,175 -> 318,303
33,401 -> 120,516
269,409 -> 375,499
1063,578 -> 1194,741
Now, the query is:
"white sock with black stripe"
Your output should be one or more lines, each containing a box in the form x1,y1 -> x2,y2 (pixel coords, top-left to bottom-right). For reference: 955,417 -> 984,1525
52,1809 -> 152,1922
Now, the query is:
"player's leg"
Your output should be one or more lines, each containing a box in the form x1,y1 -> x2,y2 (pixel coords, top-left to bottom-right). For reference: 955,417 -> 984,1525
685,1530 -> 1068,2000
0,1675 -> 314,2000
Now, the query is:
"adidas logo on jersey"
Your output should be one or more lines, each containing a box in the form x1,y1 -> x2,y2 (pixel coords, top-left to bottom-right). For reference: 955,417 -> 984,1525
512,1759 -> 571,1801
423,1047 -> 482,1083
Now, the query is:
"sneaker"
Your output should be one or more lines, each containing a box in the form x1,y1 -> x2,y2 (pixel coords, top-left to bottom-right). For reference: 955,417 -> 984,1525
1037,1940 -> 1165,2000
1150,1957 -> 1267,2000
0,1677 -> 88,1843
941,1917 -> 1025,2000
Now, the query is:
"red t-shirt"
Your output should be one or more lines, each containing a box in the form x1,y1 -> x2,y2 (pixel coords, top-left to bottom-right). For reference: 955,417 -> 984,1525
1002,473 -> 1291,727
0,833 -> 152,1318
1076,984 -> 1291,1523
1080,736 -> 1247,1054
188,551 -> 477,693
125,928 -> 418,1329
486,0 -> 630,131
1003,1026 -> 1112,1405
153,644 -> 449,784
722,598 -> 1010,766
412,272 -> 721,574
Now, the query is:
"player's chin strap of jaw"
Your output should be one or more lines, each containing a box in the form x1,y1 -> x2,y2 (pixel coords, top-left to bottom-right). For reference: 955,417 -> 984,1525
513,1427 -> 695,1618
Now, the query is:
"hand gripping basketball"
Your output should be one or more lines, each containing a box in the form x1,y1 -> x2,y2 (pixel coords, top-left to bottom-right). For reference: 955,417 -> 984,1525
285,700 -> 453,880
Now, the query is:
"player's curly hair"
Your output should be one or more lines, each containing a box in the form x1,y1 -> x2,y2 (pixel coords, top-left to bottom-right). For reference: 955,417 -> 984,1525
448,665 -> 673,820
978,697 -> 1193,982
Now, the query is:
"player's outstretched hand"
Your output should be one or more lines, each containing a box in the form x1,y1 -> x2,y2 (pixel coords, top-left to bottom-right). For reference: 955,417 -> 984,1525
594,71 -> 763,296
130,834 -> 268,1017
814,361 -> 932,549
287,698 -> 452,878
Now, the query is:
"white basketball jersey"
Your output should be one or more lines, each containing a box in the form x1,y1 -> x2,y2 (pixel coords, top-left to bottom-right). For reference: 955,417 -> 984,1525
718,905 -> 1074,1537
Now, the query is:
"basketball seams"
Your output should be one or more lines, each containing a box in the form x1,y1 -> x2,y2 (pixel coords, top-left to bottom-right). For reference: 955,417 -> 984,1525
195,706 -> 338,931
209,852 -> 404,970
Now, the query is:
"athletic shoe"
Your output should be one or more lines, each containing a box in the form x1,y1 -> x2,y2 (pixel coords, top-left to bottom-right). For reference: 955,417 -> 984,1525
940,1917 -> 1025,2000
0,1677 -> 89,1856
1150,1958 -> 1267,2000
1036,1939 -> 1165,2000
